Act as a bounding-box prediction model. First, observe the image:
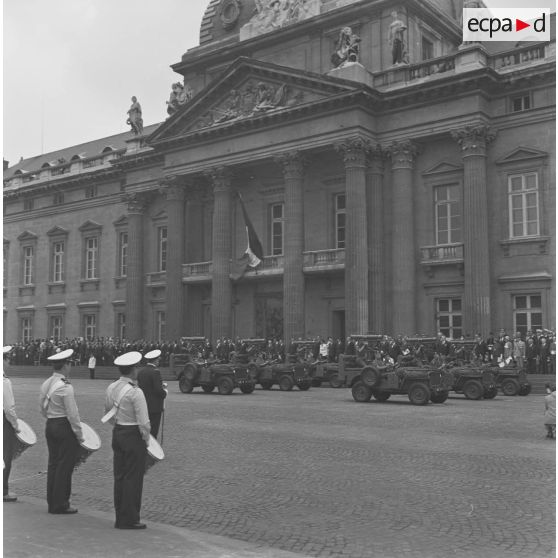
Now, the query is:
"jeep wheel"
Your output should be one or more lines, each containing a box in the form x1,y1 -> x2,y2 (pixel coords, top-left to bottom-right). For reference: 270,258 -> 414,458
430,391 -> 449,404
260,381 -> 274,390
372,391 -> 391,402
311,378 -> 323,387
352,381 -> 372,402
178,375 -> 194,394
518,384 -> 532,396
408,383 -> 431,405
201,384 -> 215,393
329,374 -> 343,388
361,366 -> 379,387
463,380 -> 484,400
279,375 -> 294,391
183,363 -> 197,381
240,383 -> 255,394
501,379 -> 520,396
297,380 -> 311,391
217,376 -> 234,395
483,387 -> 498,399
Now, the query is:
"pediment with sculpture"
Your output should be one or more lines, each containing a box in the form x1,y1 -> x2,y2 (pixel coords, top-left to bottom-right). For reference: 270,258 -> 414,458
148,58 -> 360,144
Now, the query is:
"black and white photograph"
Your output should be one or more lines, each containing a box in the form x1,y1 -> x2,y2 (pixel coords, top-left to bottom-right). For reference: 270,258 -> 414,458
2,0 -> 556,556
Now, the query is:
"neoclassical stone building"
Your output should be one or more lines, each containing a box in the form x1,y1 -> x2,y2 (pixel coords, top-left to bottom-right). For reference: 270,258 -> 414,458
3,0 -> 556,344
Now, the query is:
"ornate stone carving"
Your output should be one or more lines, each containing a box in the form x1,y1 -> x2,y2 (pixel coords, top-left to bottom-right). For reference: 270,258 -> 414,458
274,151 -> 306,180
335,136 -> 371,167
192,79 -> 306,131
331,27 -> 361,68
122,192 -> 151,213
451,125 -> 496,156
166,82 -> 194,116
204,166 -> 233,192
219,0 -> 242,30
159,175 -> 186,201
240,0 -> 321,41
387,141 -> 419,169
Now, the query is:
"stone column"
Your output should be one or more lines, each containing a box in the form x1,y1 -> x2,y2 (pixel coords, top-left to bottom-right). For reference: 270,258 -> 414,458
276,152 -> 306,345
123,192 -> 149,341
388,140 -> 418,336
207,167 -> 233,341
335,136 -> 370,336
159,176 -> 186,341
451,125 -> 496,336
367,146 -> 386,334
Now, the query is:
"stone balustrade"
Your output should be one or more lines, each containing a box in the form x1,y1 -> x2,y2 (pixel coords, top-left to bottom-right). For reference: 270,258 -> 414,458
145,271 -> 167,286
303,248 -> 345,271
182,261 -> 212,282
420,243 -> 464,264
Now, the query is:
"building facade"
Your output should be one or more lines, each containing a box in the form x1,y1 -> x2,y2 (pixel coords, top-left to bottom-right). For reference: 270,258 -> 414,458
3,0 -> 556,345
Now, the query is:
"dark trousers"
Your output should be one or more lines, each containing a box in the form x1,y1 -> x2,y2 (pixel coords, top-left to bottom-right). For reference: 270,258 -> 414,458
149,412 -> 162,439
89,368 -> 95,379
112,425 -> 146,527
46,418 -> 80,512
3,414 -> 16,496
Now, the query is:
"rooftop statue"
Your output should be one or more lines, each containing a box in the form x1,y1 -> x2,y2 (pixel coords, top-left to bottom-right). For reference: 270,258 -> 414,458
331,27 -> 361,68
389,11 -> 408,65
166,82 -> 193,116
126,96 -> 143,135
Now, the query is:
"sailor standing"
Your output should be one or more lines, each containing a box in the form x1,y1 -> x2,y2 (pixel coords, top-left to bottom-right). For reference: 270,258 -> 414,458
104,351 -> 150,529
137,349 -> 167,438
39,349 -> 84,514
3,346 -> 20,502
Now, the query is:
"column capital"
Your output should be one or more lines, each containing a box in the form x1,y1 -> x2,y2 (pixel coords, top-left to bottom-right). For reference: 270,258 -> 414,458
158,175 -> 187,201
204,166 -> 233,192
451,125 -> 496,157
121,191 -> 152,214
334,136 -> 371,167
386,140 -> 419,170
274,151 -> 307,180
367,144 -> 389,173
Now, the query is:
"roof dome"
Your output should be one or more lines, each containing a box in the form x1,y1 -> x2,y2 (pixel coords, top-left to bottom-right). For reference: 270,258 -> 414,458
200,0 -> 257,45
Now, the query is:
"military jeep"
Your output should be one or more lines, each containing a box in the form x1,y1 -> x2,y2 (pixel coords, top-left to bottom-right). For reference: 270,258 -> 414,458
489,364 -> 532,396
445,364 -> 498,400
250,359 -> 312,391
172,353 -> 256,395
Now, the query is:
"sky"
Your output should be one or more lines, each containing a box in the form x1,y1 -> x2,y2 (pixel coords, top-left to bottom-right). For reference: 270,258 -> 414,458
3,0 -> 555,166
3,0 -> 209,165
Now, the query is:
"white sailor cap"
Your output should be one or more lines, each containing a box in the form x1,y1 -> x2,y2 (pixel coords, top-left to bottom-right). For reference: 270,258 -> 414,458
2,346 -> 13,355
47,349 -> 74,361
114,351 -> 142,367
144,349 -> 161,360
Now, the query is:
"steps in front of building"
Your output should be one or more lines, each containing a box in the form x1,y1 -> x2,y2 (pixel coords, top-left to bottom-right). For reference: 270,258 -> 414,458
6,367 -> 555,395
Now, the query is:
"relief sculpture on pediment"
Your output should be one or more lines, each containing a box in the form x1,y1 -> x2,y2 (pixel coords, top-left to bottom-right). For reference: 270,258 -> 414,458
190,79 -> 306,131
240,0 -> 321,41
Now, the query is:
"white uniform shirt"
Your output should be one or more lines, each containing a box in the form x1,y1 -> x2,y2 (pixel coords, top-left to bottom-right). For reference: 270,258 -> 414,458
3,374 -> 19,429
105,377 -> 151,442
39,373 -> 83,441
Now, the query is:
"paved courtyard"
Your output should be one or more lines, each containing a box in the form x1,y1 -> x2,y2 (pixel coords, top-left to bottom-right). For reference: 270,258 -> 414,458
5,377 -> 556,558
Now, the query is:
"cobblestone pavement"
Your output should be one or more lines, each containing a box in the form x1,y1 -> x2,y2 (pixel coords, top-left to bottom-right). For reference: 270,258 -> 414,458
7,378 -> 555,558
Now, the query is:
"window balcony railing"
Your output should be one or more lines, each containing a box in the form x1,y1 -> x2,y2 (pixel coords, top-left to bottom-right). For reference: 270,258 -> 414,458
493,44 -> 547,70
146,271 -> 167,286
303,248 -> 345,272
244,255 -> 284,276
182,262 -> 212,282
420,243 -> 464,264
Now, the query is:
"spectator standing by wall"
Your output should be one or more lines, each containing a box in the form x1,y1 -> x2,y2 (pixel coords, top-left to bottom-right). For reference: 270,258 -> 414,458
544,384 -> 556,439
512,332 -> 525,370
88,354 -> 96,380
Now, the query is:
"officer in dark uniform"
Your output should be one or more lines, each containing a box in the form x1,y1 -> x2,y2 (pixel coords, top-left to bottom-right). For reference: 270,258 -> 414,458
137,350 -> 167,438
104,351 -> 150,530
39,349 -> 84,514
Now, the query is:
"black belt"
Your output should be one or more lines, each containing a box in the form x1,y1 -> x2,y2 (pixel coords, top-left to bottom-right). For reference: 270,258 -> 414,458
47,417 -> 69,421
114,424 -> 139,429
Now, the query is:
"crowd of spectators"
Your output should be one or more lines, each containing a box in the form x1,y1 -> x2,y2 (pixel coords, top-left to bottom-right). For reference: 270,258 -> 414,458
4,328 -> 556,375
